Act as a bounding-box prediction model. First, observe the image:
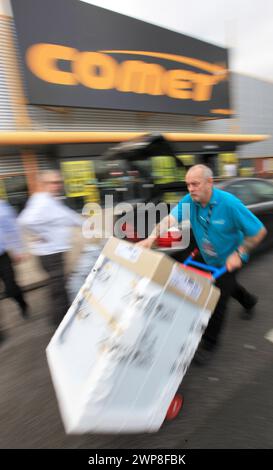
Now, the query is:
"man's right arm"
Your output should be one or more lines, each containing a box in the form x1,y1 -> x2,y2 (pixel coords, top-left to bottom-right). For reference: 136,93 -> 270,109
64,205 -> 83,227
137,214 -> 178,249
1,203 -> 25,256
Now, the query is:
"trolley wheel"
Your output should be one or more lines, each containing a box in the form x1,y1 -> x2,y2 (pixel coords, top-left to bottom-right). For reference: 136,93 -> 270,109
165,394 -> 184,421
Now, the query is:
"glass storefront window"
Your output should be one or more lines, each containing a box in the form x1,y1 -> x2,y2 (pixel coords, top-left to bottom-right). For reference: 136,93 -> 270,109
0,175 -> 28,213
238,159 -> 254,177
60,149 -> 188,209
219,152 -> 238,178
151,156 -> 179,184
177,154 -> 196,166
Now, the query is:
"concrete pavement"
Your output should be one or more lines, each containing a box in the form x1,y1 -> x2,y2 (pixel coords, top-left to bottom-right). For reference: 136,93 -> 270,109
0,247 -> 273,448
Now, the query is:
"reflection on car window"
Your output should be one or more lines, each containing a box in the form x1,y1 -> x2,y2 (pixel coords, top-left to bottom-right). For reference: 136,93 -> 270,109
249,181 -> 273,201
224,182 -> 258,205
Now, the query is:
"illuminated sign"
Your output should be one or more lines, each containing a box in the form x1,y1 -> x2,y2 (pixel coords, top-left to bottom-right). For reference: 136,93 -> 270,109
11,0 -> 230,117
26,44 -> 227,102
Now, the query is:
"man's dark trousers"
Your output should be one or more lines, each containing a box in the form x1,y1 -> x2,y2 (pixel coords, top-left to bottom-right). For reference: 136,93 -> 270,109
39,252 -> 69,327
0,252 -> 26,310
203,270 -> 255,348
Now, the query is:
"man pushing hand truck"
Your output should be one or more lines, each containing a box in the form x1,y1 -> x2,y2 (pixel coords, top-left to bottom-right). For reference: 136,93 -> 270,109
138,164 -> 266,366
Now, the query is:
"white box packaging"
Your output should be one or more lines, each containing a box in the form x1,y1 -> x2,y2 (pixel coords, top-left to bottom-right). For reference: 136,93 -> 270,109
46,237 -> 220,434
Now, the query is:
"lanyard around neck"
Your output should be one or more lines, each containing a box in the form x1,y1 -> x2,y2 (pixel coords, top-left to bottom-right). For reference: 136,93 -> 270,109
197,204 -> 213,238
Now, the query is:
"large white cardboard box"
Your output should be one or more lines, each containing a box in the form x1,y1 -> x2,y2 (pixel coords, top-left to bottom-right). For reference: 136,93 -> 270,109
46,237 -> 220,434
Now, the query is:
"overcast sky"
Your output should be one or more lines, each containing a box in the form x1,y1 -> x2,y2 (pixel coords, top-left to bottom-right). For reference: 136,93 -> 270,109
82,0 -> 273,82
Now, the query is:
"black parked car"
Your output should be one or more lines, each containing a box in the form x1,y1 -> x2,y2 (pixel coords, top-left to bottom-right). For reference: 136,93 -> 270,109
98,134 -> 188,240
217,177 -> 273,251
99,133 -> 188,205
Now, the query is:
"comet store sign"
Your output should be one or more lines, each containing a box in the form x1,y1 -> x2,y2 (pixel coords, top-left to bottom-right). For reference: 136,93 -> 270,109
11,0 -> 230,117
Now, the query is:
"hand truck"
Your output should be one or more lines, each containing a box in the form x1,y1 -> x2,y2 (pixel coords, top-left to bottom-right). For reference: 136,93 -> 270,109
165,248 -> 227,421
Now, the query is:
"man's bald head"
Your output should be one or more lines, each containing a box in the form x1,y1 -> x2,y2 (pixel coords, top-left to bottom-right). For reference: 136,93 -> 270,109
186,164 -> 213,180
185,164 -> 214,206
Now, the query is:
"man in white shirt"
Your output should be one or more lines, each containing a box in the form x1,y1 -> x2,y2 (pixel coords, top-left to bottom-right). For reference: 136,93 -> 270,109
18,170 -> 83,326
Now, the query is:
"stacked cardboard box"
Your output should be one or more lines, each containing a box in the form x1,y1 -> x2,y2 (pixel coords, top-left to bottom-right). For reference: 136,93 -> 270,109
46,237 -> 220,434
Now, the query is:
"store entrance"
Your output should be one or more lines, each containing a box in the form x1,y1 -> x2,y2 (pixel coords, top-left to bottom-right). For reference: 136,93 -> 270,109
197,153 -> 218,175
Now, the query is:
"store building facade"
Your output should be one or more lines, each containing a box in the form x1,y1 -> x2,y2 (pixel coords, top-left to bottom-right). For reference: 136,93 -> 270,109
0,0 -> 271,211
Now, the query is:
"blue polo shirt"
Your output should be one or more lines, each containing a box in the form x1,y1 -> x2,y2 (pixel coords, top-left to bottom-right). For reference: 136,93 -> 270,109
170,188 -> 264,266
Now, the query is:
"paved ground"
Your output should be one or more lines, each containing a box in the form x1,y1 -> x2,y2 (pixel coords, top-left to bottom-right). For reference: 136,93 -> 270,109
0,248 -> 273,449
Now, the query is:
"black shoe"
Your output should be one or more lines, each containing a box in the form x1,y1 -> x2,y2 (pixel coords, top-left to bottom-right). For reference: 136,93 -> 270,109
0,329 -> 7,346
240,295 -> 258,320
20,303 -> 30,319
193,341 -> 216,366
